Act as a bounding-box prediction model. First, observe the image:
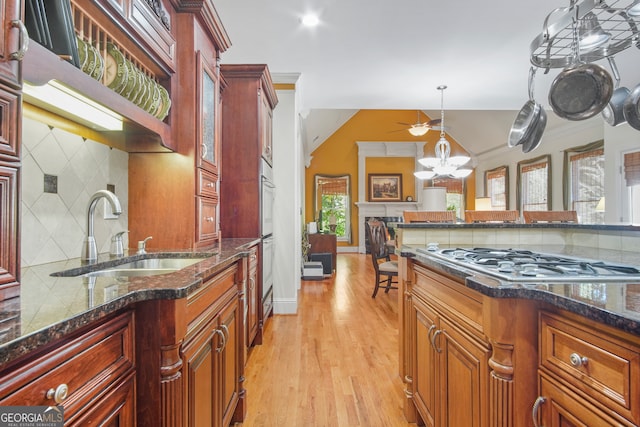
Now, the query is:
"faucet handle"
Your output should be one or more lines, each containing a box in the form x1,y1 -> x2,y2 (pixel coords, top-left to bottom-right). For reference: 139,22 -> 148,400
137,236 -> 152,254
111,231 -> 128,257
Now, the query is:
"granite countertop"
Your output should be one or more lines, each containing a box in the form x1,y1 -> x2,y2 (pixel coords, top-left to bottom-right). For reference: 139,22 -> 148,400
401,244 -> 640,336
0,238 -> 260,367
395,222 -> 640,231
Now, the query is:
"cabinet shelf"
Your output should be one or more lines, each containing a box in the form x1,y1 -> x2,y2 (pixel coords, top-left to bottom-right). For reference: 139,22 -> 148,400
23,40 -> 173,152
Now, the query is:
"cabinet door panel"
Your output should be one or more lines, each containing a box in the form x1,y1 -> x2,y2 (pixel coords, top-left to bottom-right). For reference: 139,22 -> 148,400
0,164 -> 17,294
0,86 -> 19,160
412,297 -> 438,427
440,319 -> 490,427
183,324 -> 217,427
220,299 -> 239,427
197,52 -> 219,174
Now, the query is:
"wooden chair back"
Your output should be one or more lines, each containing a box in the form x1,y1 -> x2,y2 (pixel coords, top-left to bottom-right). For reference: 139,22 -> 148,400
366,219 -> 391,260
522,210 -> 578,223
465,210 -> 520,223
403,210 -> 456,223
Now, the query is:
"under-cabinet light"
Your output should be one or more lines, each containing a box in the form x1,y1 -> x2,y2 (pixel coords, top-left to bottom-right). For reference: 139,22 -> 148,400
23,80 -> 124,131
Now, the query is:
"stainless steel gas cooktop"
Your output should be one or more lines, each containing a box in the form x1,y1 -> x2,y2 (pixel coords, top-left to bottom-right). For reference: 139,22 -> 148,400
416,247 -> 640,283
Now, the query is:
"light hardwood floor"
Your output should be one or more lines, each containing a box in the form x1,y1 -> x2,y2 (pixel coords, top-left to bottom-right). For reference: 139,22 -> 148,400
236,253 -> 413,427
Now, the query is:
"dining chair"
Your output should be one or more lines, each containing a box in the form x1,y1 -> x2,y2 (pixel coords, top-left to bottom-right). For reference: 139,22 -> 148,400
523,210 -> 578,223
465,210 -> 520,223
403,210 -> 456,223
365,219 -> 398,298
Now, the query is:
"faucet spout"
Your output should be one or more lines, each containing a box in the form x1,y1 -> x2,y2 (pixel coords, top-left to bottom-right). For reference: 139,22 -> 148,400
82,190 -> 122,262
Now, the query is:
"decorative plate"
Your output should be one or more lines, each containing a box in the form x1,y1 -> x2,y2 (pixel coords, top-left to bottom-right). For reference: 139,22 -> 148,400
105,43 -> 128,93
88,43 -> 104,80
82,39 -> 97,77
156,84 -> 171,120
120,58 -> 138,98
76,36 -> 87,71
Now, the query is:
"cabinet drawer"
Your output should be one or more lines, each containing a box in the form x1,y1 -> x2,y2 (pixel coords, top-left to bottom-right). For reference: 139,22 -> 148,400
540,311 -> 640,424
187,264 -> 238,335
198,168 -> 218,198
0,311 -> 135,419
197,196 -> 218,243
412,264 -> 484,337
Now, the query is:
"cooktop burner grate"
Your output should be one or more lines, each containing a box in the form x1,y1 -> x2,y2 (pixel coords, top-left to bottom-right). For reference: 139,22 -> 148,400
417,247 -> 640,282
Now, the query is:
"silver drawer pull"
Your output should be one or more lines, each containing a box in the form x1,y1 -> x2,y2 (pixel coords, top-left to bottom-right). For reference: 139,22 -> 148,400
10,20 -> 29,60
205,216 -> 214,222
569,352 -> 588,367
46,384 -> 69,404
431,329 -> 442,353
532,396 -> 546,427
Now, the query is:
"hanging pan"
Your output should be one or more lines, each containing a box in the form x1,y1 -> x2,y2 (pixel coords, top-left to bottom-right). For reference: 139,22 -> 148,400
601,56 -> 630,126
623,83 -> 640,130
508,66 -> 547,152
548,9 -> 613,121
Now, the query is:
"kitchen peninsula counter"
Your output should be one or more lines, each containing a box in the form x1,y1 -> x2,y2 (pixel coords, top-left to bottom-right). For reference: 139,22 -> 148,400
401,243 -> 640,335
0,238 -> 259,367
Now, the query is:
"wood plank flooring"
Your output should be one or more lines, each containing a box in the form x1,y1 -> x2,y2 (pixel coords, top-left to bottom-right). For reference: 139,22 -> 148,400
235,253 -> 413,427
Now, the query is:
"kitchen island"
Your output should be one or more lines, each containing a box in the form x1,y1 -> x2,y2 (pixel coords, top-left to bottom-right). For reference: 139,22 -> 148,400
397,222 -> 640,427
0,237 -> 259,426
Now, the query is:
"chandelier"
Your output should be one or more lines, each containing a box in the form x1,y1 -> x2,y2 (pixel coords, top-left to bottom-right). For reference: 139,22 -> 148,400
414,85 -> 472,180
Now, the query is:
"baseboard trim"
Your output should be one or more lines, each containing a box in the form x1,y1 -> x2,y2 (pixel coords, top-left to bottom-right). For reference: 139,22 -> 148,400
273,298 -> 298,315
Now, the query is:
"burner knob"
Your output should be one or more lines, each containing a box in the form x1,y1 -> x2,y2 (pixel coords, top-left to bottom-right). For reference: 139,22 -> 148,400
569,352 -> 588,368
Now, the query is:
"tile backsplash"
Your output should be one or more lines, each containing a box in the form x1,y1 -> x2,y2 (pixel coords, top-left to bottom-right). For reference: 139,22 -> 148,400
21,117 -> 129,267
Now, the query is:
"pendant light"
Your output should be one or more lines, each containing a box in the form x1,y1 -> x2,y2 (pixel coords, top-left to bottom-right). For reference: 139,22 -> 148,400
414,85 -> 472,180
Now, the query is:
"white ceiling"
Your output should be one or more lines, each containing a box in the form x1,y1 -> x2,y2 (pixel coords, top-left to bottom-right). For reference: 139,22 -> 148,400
212,0 -> 640,155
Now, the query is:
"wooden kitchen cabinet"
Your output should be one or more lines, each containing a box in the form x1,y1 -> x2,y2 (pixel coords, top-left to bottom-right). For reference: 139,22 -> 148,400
0,0 -> 24,89
410,267 -> 490,427
0,0 -> 22,303
308,233 -> 337,273
135,261 -> 246,427
182,286 -> 240,427
246,244 -> 259,349
129,2 -> 230,250
220,64 -> 278,343
535,310 -> 640,427
0,311 -> 136,425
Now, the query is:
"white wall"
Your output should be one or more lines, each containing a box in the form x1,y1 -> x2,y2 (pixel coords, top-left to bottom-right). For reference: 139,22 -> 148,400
474,116 -> 617,216
272,73 -> 303,314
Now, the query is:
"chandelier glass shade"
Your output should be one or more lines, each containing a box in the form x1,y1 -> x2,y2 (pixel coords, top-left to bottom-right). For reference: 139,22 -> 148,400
414,85 -> 472,180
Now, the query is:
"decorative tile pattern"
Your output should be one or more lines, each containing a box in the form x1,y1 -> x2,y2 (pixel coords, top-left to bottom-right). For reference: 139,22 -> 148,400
21,117 -> 129,266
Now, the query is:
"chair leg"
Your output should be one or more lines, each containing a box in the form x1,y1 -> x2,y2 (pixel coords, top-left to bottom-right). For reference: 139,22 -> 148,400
372,272 -> 381,298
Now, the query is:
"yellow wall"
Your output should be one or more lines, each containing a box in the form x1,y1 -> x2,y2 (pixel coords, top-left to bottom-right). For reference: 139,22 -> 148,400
305,109 -> 476,247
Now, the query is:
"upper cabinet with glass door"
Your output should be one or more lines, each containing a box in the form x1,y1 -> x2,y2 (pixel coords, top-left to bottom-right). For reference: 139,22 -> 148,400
197,53 -> 220,174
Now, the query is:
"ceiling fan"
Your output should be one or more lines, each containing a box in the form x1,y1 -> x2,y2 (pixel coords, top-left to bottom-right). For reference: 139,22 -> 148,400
395,111 -> 442,136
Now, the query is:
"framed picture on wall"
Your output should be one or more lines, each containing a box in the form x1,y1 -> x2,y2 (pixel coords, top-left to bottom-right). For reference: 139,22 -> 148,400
368,174 -> 402,202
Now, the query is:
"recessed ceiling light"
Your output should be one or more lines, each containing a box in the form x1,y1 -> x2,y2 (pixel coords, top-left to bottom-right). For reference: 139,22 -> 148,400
301,13 -> 320,27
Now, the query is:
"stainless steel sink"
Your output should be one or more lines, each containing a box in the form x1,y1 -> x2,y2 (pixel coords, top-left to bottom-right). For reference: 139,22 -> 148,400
81,257 -> 209,278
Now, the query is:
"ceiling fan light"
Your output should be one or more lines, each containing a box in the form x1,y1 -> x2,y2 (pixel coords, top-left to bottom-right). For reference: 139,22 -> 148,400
448,155 -> 471,167
409,125 -> 429,136
629,3 -> 640,16
451,168 -> 473,178
414,170 -> 436,180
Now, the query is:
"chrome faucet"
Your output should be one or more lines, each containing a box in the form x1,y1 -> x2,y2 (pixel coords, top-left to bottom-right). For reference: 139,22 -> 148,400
82,190 -> 122,262
137,236 -> 153,255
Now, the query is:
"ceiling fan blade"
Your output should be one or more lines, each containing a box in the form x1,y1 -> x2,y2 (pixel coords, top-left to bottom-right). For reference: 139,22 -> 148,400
427,118 -> 442,126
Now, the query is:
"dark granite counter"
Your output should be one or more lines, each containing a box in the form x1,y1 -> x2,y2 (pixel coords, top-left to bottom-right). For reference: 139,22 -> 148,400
0,238 -> 260,367
402,244 -> 640,336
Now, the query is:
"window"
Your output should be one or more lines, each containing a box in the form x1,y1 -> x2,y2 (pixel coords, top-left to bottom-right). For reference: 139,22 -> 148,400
432,177 -> 464,219
624,151 -> 640,224
314,175 -> 351,242
517,155 -> 551,212
485,166 -> 508,210
564,141 -> 604,223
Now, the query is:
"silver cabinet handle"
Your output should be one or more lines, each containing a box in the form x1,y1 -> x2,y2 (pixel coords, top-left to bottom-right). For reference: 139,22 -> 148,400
205,216 -> 214,222
249,277 -> 255,290
431,329 -> 442,353
10,20 -> 29,60
46,384 -> 69,404
214,329 -> 225,353
201,143 -> 208,159
569,352 -> 588,368
220,324 -> 230,351
532,396 -> 546,427
427,324 -> 436,340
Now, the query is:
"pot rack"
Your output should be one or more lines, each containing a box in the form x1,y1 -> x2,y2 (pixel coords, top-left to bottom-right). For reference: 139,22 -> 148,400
530,0 -> 640,69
